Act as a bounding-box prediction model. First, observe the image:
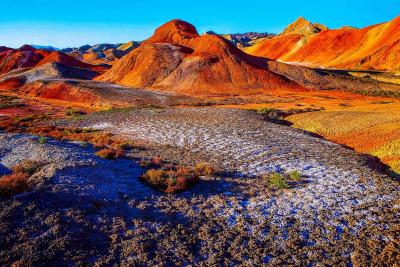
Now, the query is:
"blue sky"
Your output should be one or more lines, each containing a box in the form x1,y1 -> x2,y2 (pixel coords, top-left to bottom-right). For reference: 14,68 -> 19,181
1,0 -> 399,48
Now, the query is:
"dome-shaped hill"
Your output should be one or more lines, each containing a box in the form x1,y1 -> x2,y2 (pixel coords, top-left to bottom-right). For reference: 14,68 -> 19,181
97,20 -> 301,95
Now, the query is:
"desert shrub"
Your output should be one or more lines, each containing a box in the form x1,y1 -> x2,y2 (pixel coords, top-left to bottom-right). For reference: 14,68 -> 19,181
82,128 -> 99,133
194,162 -> 215,176
0,172 -> 30,196
256,108 -> 283,120
150,156 -> 163,167
116,142 -> 134,150
12,160 -> 42,176
142,169 -> 168,187
141,166 -> 200,194
288,170 -> 302,181
96,148 -> 124,160
0,95 -> 25,109
140,156 -> 164,169
17,115 -> 35,122
38,136 -> 47,144
256,108 -> 278,115
0,160 -> 42,196
268,173 -> 288,189
140,160 -> 150,168
65,108 -> 85,117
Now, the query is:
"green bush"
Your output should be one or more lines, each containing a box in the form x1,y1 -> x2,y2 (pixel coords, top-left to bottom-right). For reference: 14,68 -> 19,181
288,170 -> 302,181
38,136 -> 47,144
268,173 -> 288,189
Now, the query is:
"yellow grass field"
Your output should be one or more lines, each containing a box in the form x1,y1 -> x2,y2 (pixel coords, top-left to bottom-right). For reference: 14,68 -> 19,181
287,104 -> 400,173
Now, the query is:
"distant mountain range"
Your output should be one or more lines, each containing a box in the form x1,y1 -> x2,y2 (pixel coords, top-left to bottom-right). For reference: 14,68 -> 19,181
0,15 -> 399,99
207,32 -> 276,48
31,45 -> 60,51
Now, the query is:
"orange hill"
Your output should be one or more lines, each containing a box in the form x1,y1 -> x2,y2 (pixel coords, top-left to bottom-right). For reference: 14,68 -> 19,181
96,19 -> 302,95
0,45 -> 106,74
246,16 -> 400,71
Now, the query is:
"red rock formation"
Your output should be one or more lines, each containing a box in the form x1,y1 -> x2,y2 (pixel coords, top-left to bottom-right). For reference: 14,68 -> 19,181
0,45 -> 106,75
247,16 -> 400,71
97,20 -> 301,95
245,34 -> 304,60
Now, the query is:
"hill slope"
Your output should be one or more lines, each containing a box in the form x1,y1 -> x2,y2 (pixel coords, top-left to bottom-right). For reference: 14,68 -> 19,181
63,42 -> 140,66
246,16 -> 400,71
97,20 -> 301,95
0,45 -> 105,74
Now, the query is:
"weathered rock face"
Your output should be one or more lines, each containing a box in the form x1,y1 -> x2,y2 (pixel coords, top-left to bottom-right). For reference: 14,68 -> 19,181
97,19 -> 301,95
246,16 -> 400,71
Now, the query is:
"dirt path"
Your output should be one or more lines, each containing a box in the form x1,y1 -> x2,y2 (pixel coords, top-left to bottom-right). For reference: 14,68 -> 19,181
1,108 -> 399,266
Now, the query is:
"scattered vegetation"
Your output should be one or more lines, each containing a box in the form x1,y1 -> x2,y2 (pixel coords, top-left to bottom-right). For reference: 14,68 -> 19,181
288,170 -> 302,181
0,112 -> 134,157
194,162 -> 215,176
96,105 -> 164,114
141,167 -> 200,194
0,160 -> 42,196
0,172 -> 30,197
253,107 -> 324,122
190,100 -> 218,107
38,136 -> 47,144
350,89 -> 400,98
256,108 -> 280,117
268,172 -> 289,189
262,170 -> 304,190
65,107 -> 85,117
140,156 -> 163,168
95,148 -> 124,160
140,158 -> 215,193
0,95 -> 25,109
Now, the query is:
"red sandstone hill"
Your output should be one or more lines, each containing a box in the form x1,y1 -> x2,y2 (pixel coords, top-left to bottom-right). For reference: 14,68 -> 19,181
96,20 -> 302,95
0,45 -> 106,75
246,16 -> 400,71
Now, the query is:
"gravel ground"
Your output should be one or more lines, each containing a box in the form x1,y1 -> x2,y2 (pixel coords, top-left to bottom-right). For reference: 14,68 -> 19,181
1,107 -> 399,266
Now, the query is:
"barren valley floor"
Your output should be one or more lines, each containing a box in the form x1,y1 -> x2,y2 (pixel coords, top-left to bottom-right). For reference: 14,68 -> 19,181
0,106 -> 398,266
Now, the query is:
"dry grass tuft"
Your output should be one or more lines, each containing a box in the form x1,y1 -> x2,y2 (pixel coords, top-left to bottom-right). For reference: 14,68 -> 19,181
194,162 -> 215,176
95,148 -> 124,160
288,170 -> 302,181
268,172 -> 289,189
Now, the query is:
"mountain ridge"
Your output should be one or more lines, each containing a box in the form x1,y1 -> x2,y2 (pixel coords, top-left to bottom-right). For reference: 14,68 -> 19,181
96,19 -> 302,95
246,16 -> 400,71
